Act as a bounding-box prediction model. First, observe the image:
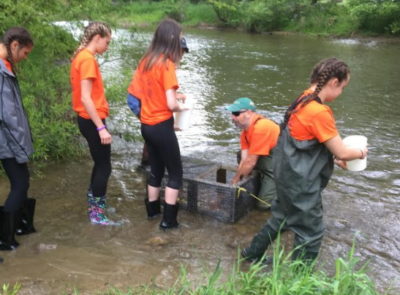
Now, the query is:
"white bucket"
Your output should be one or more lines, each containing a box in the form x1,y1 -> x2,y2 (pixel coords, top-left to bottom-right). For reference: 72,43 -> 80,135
342,135 -> 368,171
174,99 -> 192,130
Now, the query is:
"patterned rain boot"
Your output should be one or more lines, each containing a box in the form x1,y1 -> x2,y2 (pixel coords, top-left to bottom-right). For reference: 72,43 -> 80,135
87,193 -> 117,226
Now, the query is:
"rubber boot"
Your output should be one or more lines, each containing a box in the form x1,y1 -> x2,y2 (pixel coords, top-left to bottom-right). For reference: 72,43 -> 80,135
16,198 -> 37,236
159,203 -> 179,230
0,207 -> 20,251
292,248 -> 318,266
87,194 -> 115,226
241,223 -> 278,263
145,198 -> 161,219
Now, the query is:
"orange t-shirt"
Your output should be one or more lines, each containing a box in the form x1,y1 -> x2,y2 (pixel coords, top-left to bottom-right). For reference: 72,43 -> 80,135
127,57 -> 178,125
288,91 -> 338,143
1,58 -> 12,72
70,49 -> 109,119
240,114 -> 280,156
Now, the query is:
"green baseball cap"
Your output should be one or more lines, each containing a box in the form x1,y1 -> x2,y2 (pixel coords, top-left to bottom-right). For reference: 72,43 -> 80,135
226,97 -> 256,112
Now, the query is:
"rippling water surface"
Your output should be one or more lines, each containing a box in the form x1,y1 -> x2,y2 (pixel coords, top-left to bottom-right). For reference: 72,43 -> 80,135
1,25 -> 399,294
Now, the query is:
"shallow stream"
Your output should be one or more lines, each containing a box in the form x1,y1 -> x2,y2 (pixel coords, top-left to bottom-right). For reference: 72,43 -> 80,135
1,26 -> 399,294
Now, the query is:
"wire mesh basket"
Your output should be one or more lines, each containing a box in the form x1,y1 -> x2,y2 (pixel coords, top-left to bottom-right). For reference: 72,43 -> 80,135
146,157 -> 259,223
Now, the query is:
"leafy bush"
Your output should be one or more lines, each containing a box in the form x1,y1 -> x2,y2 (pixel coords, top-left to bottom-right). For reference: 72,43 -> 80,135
207,0 -> 242,26
347,0 -> 400,35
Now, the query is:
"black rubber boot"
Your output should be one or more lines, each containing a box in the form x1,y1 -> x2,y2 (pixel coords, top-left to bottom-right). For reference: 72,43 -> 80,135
16,198 -> 37,236
292,248 -> 318,266
159,203 -> 179,230
241,223 -> 278,262
145,198 -> 161,219
0,207 -> 20,251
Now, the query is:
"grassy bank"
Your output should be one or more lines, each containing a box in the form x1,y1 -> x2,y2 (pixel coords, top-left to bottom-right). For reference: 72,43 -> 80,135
107,1 -> 219,27
1,244 -> 387,295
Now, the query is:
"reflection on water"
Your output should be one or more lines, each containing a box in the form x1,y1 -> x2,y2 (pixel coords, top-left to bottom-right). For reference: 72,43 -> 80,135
1,27 -> 400,294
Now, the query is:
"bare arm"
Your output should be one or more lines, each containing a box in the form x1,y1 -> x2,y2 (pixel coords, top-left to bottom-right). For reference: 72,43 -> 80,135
232,150 -> 258,184
166,89 -> 187,112
81,79 -> 112,145
324,135 -> 367,161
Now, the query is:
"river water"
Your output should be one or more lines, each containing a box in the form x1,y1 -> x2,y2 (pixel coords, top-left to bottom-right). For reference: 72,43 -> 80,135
1,26 -> 399,294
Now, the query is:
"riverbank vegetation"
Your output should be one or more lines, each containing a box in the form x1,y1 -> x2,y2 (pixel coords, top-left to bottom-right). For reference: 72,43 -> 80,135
208,0 -> 400,36
1,244 -> 387,294
110,0 -> 400,36
1,0 -> 399,162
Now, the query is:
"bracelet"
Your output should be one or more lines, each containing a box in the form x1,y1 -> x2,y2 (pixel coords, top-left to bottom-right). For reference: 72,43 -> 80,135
359,149 -> 364,159
96,125 -> 106,131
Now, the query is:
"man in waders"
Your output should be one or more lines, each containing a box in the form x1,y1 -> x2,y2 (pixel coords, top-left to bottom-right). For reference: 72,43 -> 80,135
227,97 -> 280,209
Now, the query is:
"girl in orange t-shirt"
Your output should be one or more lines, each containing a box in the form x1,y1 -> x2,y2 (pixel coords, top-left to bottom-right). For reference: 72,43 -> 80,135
242,58 -> 368,264
70,22 -> 116,226
128,18 -> 189,230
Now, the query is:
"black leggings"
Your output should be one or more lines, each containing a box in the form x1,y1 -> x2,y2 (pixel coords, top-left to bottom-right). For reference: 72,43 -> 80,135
141,117 -> 182,189
1,158 -> 29,213
78,116 -> 111,197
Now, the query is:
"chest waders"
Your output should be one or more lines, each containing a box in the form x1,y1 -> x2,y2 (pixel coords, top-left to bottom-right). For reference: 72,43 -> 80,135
244,117 -> 277,208
255,154 -> 276,208
242,127 -> 333,263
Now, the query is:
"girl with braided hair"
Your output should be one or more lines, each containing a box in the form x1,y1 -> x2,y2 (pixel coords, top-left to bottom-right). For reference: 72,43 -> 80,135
242,57 -> 368,264
1,27 -> 35,251
70,22 -> 116,225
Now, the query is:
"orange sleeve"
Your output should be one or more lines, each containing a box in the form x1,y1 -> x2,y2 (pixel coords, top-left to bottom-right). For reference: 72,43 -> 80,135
162,60 -> 179,91
311,110 -> 338,143
80,58 -> 97,80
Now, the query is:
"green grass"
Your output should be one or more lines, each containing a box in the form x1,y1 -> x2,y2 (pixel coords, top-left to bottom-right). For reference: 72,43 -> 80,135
4,241 -> 386,295
107,1 -> 218,27
0,283 -> 21,295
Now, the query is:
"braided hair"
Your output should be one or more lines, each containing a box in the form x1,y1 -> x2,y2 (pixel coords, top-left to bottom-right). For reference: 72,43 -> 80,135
71,22 -> 111,60
1,27 -> 33,74
282,58 -> 350,128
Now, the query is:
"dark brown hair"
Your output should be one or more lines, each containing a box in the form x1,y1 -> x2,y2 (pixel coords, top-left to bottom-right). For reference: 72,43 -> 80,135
282,58 -> 350,128
141,18 -> 183,71
1,27 -> 33,73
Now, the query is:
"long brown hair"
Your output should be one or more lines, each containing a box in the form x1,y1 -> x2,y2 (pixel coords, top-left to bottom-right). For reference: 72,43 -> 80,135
282,57 -> 350,128
1,27 -> 33,73
71,21 -> 111,60
141,18 -> 183,72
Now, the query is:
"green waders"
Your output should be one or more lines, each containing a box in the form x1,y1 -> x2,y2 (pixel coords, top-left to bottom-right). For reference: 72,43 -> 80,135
254,154 -> 276,209
244,127 -> 333,263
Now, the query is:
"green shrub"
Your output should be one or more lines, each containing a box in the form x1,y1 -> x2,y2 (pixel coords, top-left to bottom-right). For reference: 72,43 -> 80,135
207,0 -> 242,27
347,0 -> 400,35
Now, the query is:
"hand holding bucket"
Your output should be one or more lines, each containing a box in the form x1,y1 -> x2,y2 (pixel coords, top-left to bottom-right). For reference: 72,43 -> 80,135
342,135 -> 368,171
174,97 -> 192,131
